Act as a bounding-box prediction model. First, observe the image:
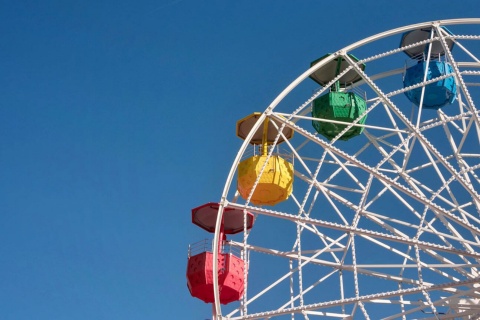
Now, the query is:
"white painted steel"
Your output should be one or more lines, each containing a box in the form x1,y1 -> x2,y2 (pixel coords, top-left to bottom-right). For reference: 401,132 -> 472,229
211,19 -> 480,319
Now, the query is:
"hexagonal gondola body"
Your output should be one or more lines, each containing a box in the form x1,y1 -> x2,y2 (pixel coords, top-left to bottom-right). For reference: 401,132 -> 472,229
403,60 -> 457,109
237,155 -> 293,206
186,252 -> 245,305
312,91 -> 367,141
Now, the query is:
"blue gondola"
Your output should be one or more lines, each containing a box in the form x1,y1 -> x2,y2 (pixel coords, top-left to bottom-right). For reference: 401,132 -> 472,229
400,27 -> 457,109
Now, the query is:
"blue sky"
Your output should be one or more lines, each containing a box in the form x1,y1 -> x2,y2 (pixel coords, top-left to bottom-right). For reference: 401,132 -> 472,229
0,1 -> 479,319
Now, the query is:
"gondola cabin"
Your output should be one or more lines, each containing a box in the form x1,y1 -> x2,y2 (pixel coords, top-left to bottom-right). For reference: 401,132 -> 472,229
187,203 -> 254,304
187,251 -> 245,304
403,60 -> 456,109
312,91 -> 367,141
309,54 -> 367,141
236,113 -> 294,206
237,154 -> 294,206
400,27 -> 457,109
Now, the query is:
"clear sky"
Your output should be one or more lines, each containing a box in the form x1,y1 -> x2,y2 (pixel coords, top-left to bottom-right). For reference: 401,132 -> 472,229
0,1 -> 478,319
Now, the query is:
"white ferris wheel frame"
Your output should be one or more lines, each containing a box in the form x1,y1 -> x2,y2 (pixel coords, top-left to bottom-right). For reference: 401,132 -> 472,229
210,18 -> 480,319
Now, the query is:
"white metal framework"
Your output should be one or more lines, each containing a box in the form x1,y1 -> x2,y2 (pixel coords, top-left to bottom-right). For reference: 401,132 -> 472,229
212,19 -> 480,319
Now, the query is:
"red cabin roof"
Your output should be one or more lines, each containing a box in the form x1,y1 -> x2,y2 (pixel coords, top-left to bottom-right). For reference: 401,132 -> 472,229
191,202 -> 254,234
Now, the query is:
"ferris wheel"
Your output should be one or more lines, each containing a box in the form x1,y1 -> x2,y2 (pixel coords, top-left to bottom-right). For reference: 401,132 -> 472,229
187,19 -> 480,319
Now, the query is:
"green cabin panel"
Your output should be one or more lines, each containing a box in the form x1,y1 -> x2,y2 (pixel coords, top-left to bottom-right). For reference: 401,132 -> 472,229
312,91 -> 367,141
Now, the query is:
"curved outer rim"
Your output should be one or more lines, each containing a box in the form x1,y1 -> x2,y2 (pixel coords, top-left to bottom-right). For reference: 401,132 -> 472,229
211,18 -> 480,319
